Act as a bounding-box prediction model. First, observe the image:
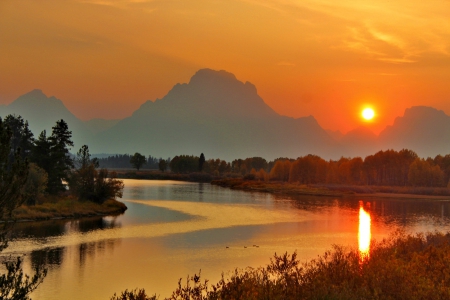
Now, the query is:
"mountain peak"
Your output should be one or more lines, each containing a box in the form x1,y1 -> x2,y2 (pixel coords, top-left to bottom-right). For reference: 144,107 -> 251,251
189,68 -> 237,85
22,89 -> 46,98
403,106 -> 447,120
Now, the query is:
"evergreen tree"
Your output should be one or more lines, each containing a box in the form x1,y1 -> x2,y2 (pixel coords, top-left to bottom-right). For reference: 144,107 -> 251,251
30,131 -> 52,174
47,120 -> 74,194
3,115 -> 34,160
199,153 -> 205,172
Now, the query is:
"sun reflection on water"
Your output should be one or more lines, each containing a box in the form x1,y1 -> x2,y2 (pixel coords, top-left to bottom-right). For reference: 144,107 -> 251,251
358,202 -> 371,260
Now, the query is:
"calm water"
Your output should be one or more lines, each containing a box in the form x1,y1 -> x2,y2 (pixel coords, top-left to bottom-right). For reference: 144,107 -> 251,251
3,179 -> 450,299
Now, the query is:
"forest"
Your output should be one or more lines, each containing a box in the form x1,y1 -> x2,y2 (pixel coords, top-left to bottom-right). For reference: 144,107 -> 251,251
167,150 -> 450,188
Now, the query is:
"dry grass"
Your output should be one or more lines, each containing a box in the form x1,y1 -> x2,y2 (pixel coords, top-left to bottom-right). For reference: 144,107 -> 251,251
211,179 -> 347,197
212,179 -> 450,199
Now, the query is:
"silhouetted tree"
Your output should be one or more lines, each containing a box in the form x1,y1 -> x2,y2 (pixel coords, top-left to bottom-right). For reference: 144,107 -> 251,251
130,152 -> 146,171
4,114 -> 34,160
170,155 -> 199,173
199,153 -> 205,172
47,120 -> 74,194
69,145 -> 124,203
158,159 -> 167,172
22,163 -> 48,206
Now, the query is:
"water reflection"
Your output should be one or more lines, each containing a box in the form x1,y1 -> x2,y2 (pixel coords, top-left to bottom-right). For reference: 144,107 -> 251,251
358,202 -> 371,260
5,180 -> 450,300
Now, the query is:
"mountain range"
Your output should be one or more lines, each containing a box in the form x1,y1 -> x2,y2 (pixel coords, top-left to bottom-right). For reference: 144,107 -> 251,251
1,69 -> 449,160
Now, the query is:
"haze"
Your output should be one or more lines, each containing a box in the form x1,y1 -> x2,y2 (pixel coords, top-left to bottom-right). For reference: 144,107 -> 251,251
1,0 -> 450,134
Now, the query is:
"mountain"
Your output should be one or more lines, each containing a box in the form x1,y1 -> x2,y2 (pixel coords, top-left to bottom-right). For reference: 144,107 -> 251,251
339,126 -> 378,158
326,129 -> 344,141
4,74 -> 450,161
378,106 -> 450,158
0,89 -> 93,149
84,118 -> 121,135
91,69 -> 338,160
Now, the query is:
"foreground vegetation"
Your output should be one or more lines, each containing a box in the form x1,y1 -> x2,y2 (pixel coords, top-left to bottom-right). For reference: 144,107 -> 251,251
112,231 -> 450,300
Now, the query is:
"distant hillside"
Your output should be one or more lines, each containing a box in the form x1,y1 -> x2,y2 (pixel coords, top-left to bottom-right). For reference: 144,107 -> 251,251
91,69 -> 338,160
339,126 -> 378,158
3,74 -> 450,161
378,106 -> 450,158
84,118 -> 121,135
0,89 -> 93,149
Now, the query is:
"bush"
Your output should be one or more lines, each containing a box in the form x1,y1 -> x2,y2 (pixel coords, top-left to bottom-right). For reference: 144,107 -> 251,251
110,288 -> 157,300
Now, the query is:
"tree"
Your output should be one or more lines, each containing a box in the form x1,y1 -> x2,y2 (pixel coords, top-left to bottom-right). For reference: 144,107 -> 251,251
47,120 -> 74,194
130,153 -> 146,171
92,169 -> 124,204
22,163 -> 48,206
199,153 -> 205,172
0,119 -> 29,219
69,145 -> 124,203
3,115 -> 34,160
158,159 -> 167,172
0,117 -> 47,299
69,145 -> 98,201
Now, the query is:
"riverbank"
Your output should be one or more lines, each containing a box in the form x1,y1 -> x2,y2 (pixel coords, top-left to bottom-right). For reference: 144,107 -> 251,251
114,169 -> 214,182
211,179 -> 450,200
9,198 -> 127,222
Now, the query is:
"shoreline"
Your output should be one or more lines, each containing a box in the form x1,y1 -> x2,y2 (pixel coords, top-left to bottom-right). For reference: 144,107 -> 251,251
7,198 -> 127,223
211,179 -> 450,201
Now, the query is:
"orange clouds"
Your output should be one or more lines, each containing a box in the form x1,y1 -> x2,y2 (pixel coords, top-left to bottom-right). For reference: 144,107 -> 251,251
1,0 -> 449,131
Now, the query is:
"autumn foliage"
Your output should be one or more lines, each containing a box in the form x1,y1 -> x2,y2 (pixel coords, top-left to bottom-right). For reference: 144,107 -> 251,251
266,149 -> 450,187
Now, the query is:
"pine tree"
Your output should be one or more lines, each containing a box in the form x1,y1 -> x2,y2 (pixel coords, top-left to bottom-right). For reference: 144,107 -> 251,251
199,153 -> 205,172
47,120 -> 74,194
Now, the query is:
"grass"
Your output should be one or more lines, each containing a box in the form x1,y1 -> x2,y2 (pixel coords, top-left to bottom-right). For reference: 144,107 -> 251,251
211,179 -> 450,199
115,170 -> 214,183
211,179 -> 349,197
112,231 -> 450,300
10,196 -> 127,221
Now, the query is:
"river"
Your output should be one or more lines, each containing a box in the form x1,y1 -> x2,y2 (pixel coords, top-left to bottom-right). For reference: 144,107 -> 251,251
3,179 -> 450,299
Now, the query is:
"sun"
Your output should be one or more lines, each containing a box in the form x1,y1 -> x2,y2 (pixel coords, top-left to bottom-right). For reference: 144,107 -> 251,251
362,108 -> 375,121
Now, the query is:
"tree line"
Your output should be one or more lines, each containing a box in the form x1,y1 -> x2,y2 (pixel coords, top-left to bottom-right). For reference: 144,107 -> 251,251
97,154 -> 168,170
168,150 -> 450,187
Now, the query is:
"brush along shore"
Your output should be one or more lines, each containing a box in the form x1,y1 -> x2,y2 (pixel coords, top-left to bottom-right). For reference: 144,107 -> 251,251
211,178 -> 450,200
7,197 -> 127,222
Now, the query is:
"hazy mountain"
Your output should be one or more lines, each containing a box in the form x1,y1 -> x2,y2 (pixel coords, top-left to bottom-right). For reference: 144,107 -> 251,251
378,106 -> 450,158
4,75 -> 450,161
0,89 -> 93,149
84,118 -> 121,135
91,69 -> 338,160
326,129 -> 344,141
339,126 -> 378,158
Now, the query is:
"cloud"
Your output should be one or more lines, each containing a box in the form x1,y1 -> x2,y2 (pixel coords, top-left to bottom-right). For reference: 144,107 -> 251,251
237,0 -> 450,62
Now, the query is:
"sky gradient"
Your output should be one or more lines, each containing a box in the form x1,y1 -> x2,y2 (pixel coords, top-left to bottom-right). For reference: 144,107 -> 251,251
1,0 -> 449,134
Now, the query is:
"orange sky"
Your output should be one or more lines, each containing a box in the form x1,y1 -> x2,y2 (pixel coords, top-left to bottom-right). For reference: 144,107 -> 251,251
1,0 -> 449,134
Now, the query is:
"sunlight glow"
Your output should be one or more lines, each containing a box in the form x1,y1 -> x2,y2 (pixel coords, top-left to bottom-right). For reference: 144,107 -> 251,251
362,108 -> 375,120
358,204 -> 371,260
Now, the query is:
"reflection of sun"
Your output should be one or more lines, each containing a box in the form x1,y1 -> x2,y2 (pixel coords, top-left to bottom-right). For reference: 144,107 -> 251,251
362,108 -> 375,120
358,204 -> 371,260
